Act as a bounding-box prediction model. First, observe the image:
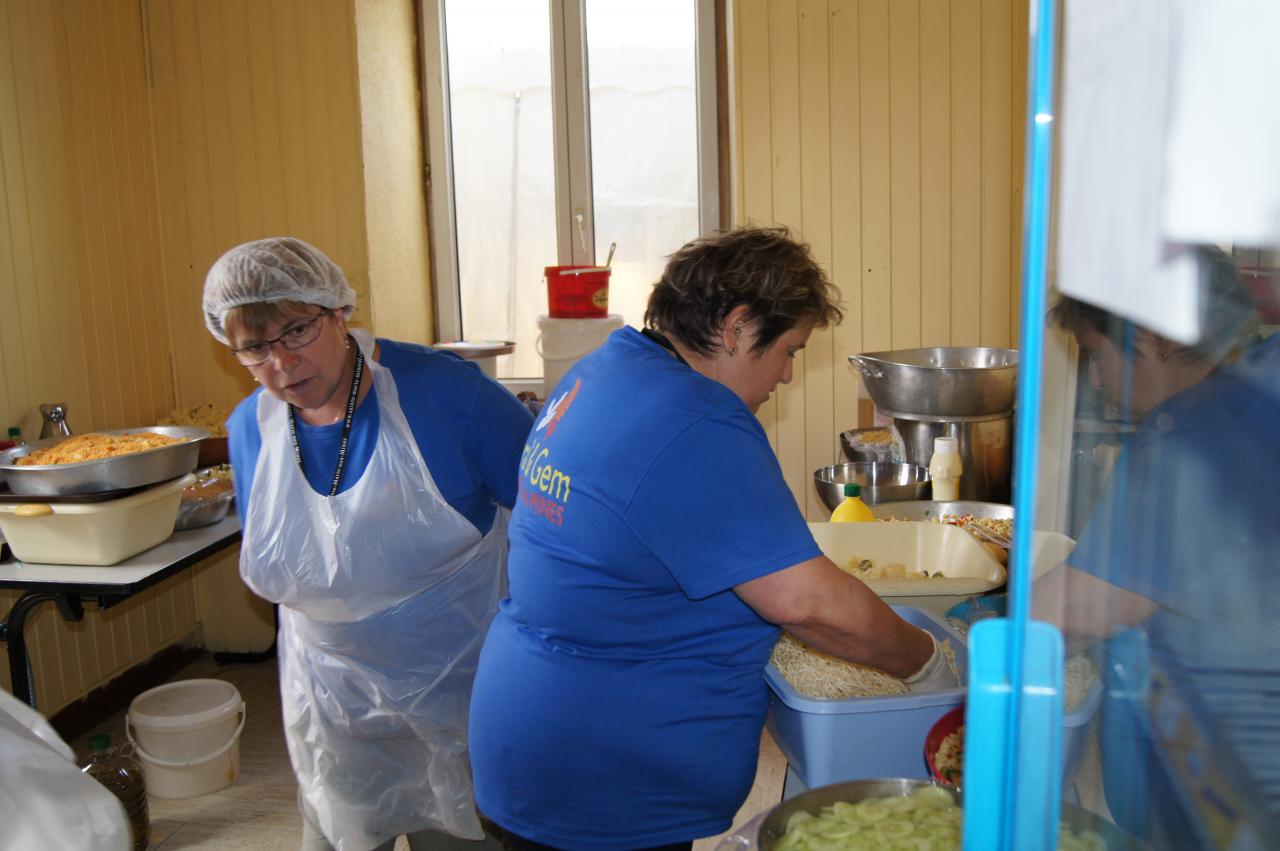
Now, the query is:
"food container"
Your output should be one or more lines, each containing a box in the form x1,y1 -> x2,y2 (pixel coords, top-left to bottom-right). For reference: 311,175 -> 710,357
175,489 -> 234,531
0,426 -> 207,496
814,462 -> 930,509
808,521 -> 1006,616
756,778 -> 960,851
870,499 -> 1013,524
752,778 -> 1145,851
848,346 -> 1018,418
545,264 -> 610,318
765,606 -> 967,788
923,680 -> 1104,787
0,474 -> 193,565
839,427 -> 906,464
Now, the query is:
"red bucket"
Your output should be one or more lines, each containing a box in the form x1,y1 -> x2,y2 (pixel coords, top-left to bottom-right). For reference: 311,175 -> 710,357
546,265 -> 610,318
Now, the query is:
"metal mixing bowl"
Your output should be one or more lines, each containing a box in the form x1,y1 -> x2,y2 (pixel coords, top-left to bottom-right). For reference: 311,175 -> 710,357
814,462 -> 930,509
757,778 -> 960,851
849,346 -> 1018,417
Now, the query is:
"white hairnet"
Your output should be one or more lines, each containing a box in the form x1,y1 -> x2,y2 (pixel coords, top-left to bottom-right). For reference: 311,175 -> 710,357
202,237 -> 358,344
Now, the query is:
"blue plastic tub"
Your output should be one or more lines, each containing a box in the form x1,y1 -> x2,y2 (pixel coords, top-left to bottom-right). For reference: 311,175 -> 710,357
766,604 -> 1105,789
764,606 -> 968,787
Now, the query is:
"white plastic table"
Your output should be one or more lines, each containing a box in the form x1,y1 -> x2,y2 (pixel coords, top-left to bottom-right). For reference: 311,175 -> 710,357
0,516 -> 242,707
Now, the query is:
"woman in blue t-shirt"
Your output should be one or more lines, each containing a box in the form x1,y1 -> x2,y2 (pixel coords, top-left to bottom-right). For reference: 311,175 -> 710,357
202,238 -> 532,851
468,227 -> 957,851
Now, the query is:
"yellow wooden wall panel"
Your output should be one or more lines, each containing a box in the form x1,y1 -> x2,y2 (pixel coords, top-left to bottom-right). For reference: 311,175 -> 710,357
920,0 -> 952,346
798,0 -> 837,520
768,2 -> 809,504
733,0 -> 1027,515
857,0 -> 892,354
980,0 -> 1013,348
888,0 -> 921,350
949,0 -> 982,345
828,0 -> 864,443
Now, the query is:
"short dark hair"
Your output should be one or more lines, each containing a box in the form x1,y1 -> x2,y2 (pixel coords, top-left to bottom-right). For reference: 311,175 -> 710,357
1047,245 -> 1257,363
644,226 -> 842,356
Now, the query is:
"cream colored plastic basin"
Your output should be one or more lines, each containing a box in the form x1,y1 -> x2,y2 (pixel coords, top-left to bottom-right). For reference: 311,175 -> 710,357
809,521 -> 1007,615
0,474 -> 193,565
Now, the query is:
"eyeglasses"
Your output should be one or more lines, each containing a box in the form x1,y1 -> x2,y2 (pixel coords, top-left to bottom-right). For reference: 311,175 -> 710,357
231,311 -> 331,366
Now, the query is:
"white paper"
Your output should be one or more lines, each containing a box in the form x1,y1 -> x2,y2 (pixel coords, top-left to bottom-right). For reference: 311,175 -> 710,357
1057,0 -> 1201,344
1163,0 -> 1280,246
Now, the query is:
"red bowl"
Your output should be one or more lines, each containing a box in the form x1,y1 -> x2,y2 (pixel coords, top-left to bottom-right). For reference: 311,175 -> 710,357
925,704 -> 966,785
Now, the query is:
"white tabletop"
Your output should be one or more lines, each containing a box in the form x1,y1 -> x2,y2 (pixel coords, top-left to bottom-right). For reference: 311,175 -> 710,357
0,514 -> 241,591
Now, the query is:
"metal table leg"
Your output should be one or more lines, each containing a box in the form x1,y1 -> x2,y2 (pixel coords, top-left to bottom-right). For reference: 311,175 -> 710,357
0,591 -> 84,708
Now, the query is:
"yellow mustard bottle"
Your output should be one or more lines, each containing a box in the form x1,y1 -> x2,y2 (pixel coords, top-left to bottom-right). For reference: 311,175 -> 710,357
830,482 -> 876,522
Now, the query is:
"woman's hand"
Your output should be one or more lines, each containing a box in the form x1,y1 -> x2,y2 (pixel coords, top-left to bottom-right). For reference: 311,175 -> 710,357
735,556 -> 935,679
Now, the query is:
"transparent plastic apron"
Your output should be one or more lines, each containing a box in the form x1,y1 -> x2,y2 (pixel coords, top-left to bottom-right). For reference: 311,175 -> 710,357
241,331 -> 506,850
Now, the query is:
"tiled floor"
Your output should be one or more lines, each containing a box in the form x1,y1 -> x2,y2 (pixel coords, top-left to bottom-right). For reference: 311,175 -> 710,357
69,655 -> 788,851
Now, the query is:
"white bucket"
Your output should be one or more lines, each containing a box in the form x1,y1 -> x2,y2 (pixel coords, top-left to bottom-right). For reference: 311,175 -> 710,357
536,314 -> 624,397
126,678 -> 245,799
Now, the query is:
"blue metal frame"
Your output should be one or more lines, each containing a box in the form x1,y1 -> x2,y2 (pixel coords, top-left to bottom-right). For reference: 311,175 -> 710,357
963,0 -> 1063,847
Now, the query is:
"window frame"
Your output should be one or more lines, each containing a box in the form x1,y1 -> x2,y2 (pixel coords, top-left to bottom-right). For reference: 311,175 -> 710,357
418,0 -> 727,371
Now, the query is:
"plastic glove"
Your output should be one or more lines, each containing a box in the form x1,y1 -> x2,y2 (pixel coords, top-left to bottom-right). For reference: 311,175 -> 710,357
904,630 -> 959,693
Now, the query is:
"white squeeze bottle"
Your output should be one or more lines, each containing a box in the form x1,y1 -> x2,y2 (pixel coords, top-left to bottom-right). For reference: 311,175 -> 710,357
928,436 -> 963,501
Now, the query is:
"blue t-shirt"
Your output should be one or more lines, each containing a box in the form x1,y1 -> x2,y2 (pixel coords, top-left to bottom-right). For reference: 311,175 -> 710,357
226,338 -> 533,535
468,327 -> 822,849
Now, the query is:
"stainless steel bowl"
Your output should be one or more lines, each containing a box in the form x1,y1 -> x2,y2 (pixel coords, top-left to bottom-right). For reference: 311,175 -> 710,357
0,426 -> 208,496
814,462 -> 930,510
757,778 -> 960,851
849,347 -> 1018,417
755,779 -> 1145,851
871,500 -> 1013,523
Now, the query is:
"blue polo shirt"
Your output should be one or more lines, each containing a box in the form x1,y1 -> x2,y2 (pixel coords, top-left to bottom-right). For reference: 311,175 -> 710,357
469,327 -> 821,849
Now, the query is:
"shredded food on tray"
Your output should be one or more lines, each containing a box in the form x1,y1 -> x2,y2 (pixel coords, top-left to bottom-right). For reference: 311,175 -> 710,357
842,555 -> 941,580
15,432 -> 181,466
934,726 -> 965,784
159,403 -> 231,438
771,633 -> 959,699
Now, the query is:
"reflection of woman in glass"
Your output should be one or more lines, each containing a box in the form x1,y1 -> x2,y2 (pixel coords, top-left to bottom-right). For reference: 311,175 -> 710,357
1036,246 -> 1276,646
1034,246 -> 1280,836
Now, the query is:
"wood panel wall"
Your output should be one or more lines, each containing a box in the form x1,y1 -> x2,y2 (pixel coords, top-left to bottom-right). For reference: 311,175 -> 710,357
0,0 -> 408,713
732,0 -> 1029,519
0,0 -> 198,710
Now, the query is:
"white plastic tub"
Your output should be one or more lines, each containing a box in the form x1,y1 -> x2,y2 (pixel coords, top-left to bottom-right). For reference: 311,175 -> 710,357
126,678 -> 245,799
0,474 -> 192,565
536,314 -> 624,397
809,521 -> 1006,616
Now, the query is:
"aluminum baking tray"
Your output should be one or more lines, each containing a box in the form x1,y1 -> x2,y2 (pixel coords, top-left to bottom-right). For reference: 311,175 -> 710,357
0,426 -> 208,496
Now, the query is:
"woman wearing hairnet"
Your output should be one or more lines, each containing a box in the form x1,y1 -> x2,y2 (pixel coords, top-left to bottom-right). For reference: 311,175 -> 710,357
202,237 -> 532,851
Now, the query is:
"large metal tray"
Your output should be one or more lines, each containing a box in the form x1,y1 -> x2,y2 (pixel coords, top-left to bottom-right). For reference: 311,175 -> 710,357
870,500 -> 1013,522
0,426 -> 208,496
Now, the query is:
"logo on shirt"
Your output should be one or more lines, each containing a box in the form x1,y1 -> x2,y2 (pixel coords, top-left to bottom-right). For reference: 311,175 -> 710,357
520,379 -> 581,527
535,378 -> 581,438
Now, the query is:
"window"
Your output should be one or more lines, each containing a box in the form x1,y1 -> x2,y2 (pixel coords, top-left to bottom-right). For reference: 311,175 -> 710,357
421,0 -> 721,381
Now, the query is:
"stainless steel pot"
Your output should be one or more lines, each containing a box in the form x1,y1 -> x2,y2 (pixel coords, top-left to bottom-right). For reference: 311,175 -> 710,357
850,347 -> 1018,417
0,426 -> 207,496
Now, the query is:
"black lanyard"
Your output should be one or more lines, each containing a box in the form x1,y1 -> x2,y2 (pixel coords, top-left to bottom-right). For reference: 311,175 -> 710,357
287,341 -> 365,496
640,327 -> 690,366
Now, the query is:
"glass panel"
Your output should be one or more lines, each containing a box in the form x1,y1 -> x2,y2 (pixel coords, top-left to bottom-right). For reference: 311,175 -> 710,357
1033,243 -> 1280,846
445,0 -> 557,378
584,0 -> 700,329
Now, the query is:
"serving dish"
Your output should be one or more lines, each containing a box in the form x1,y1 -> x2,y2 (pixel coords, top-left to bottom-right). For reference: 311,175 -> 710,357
0,426 -> 207,496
